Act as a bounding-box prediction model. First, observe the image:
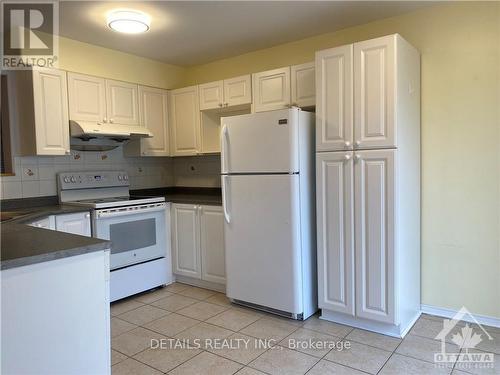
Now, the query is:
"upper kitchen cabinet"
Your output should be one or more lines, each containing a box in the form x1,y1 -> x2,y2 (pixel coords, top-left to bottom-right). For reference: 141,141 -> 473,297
124,86 -> 170,157
169,86 -> 201,156
252,67 -> 290,112
317,34 -> 420,151
199,80 -> 223,111
105,79 -> 140,126
9,68 -> 70,156
223,75 -> 252,108
199,75 -> 252,111
291,62 -> 315,108
67,73 -> 139,127
67,73 -> 106,123
316,45 -> 353,152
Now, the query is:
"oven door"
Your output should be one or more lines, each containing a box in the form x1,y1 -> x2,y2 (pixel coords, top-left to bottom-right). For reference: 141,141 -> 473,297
93,202 -> 166,270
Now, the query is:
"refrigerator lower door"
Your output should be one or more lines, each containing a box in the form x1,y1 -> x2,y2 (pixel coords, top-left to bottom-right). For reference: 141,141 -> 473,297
223,174 -> 303,314
221,108 -> 299,174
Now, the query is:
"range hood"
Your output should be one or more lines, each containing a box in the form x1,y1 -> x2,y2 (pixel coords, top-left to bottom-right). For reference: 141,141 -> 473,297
70,120 -> 153,151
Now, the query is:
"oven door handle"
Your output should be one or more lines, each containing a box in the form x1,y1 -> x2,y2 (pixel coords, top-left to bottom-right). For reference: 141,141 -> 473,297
95,203 -> 166,219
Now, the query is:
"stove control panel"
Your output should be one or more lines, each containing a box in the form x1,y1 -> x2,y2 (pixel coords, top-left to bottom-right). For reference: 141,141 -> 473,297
58,171 -> 130,190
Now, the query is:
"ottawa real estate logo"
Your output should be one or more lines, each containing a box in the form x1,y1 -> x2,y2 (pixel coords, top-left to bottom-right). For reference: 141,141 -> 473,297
1,1 -> 59,70
434,307 -> 495,371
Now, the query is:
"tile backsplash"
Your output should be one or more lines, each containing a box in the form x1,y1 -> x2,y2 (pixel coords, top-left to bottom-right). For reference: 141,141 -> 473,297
0,149 -> 221,200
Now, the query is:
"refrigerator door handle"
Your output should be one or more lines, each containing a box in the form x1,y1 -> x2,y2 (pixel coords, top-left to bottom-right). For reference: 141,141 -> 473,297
222,125 -> 229,173
222,175 -> 231,224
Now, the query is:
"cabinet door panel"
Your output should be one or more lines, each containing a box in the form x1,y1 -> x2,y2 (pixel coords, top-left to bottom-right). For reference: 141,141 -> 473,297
291,62 -> 315,108
55,212 -> 91,237
199,81 -> 223,111
171,204 -> 201,278
316,45 -> 353,152
252,67 -> 290,112
32,69 -> 70,155
105,79 -> 139,126
354,149 -> 395,323
67,73 -> 106,123
139,86 -> 169,156
316,152 -> 354,315
354,35 -> 395,149
200,205 -> 225,284
224,75 -> 251,107
169,86 -> 200,156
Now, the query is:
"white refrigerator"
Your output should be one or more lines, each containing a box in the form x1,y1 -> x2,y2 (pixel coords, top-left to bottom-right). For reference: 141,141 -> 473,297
221,108 -> 317,320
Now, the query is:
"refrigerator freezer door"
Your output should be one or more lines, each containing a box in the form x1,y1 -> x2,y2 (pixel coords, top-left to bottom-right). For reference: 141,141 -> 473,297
221,109 -> 299,174
223,174 -> 303,314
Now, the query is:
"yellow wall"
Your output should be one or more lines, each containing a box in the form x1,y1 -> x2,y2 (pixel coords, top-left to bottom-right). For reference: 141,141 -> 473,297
185,2 -> 500,318
57,36 -> 186,89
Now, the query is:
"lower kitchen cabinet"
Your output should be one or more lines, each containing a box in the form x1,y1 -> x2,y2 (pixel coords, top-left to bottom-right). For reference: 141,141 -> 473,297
171,204 -> 225,285
55,212 -> 91,237
316,149 -> 420,337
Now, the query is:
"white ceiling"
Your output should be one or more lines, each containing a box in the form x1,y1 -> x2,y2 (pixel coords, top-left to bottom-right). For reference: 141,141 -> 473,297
59,1 -> 435,66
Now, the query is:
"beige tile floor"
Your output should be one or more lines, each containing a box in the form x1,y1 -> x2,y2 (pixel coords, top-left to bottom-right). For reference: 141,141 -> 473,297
111,283 -> 500,375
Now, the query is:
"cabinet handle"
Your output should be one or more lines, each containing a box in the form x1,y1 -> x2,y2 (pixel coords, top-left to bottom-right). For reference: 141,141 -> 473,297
344,154 -> 351,161
345,141 -> 351,148
355,140 -> 361,147
354,154 -> 361,161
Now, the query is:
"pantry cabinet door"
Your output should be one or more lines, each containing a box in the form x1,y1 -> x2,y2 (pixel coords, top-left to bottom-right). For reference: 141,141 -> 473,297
354,35 -> 395,149
32,68 -> 70,155
354,149 -> 395,324
67,72 -> 106,123
169,86 -> 201,156
315,45 -> 353,152
139,86 -> 170,156
171,204 -> 202,278
199,80 -> 224,111
200,205 -> 225,285
105,79 -> 140,126
316,152 -> 355,316
223,75 -> 251,107
291,62 -> 315,108
252,67 -> 290,112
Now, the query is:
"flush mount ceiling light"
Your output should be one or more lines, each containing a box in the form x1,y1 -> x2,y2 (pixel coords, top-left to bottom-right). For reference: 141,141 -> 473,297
107,10 -> 151,34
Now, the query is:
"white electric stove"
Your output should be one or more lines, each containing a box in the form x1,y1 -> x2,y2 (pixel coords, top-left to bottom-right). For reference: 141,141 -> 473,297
58,171 -> 171,301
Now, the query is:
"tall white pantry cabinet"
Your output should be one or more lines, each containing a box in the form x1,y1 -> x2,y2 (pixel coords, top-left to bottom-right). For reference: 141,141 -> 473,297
315,34 -> 421,338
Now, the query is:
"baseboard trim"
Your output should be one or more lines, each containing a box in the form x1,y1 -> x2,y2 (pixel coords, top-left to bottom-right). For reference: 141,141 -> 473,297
421,304 -> 500,328
174,275 -> 225,293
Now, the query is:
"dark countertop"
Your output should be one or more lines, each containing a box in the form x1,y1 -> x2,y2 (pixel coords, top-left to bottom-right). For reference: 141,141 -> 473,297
0,187 -> 220,271
131,187 -> 222,206
1,197 -> 109,271
1,223 -> 110,270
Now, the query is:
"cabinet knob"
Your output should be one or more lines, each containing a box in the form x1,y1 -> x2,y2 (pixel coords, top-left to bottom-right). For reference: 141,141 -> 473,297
355,140 -> 361,147
110,118 -> 114,123
103,118 -> 107,123
345,141 -> 351,148
85,213 -> 90,218
354,154 -> 361,161
65,150 -> 70,155
219,103 -> 223,107
344,154 -> 351,161
224,103 -> 228,107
